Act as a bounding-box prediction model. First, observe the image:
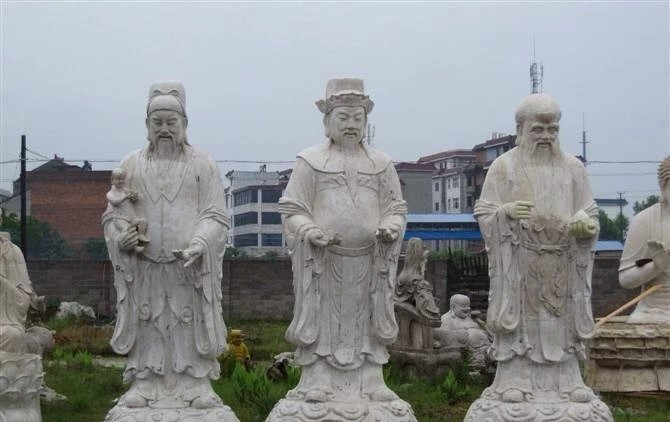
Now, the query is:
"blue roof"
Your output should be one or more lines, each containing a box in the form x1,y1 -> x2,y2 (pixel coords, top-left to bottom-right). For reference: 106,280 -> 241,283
406,213 -> 477,224
595,240 -> 624,252
405,230 -> 482,240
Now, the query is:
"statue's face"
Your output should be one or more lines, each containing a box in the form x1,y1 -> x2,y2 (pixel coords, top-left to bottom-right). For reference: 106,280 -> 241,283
452,299 -> 471,319
521,118 -> 559,151
327,106 -> 366,146
147,109 -> 187,147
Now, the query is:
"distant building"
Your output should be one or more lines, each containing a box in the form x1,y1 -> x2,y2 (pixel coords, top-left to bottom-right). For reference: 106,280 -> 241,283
404,212 -> 482,251
394,162 -> 435,213
463,134 -> 516,212
3,155 -> 111,249
418,149 -> 476,214
595,198 -> 628,219
225,168 -> 289,256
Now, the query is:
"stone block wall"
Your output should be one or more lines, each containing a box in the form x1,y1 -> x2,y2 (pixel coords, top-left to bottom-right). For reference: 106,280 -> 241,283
26,255 -> 633,321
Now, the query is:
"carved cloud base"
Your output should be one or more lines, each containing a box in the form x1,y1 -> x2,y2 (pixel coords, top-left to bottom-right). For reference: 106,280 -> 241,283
0,352 -> 43,422
464,397 -> 613,422
104,403 -> 240,422
265,397 -> 417,422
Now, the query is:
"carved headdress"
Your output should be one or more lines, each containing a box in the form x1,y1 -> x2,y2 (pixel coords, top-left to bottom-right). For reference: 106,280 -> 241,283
659,156 -> 670,204
316,78 -> 374,115
147,81 -> 187,117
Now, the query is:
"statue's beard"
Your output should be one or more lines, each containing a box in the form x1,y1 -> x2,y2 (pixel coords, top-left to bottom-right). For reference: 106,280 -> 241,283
147,133 -> 187,159
518,137 -> 562,166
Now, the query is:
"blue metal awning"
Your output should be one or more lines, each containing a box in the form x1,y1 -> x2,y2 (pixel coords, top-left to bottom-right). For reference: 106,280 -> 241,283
404,230 -> 483,240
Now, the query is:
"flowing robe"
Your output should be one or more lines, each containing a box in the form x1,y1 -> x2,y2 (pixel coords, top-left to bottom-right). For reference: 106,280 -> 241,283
619,203 -> 670,323
278,143 -> 407,370
102,146 -> 230,382
475,149 -> 598,367
0,233 -> 39,354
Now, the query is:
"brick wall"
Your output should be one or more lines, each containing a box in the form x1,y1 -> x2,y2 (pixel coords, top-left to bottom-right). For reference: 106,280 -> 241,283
26,255 -> 634,321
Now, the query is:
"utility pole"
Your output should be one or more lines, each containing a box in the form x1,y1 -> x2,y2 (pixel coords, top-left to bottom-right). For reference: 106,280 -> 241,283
580,113 -> 589,163
20,135 -> 27,256
617,191 -> 626,240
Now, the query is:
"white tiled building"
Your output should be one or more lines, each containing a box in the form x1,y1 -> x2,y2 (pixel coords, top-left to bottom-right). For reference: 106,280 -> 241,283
418,149 -> 475,214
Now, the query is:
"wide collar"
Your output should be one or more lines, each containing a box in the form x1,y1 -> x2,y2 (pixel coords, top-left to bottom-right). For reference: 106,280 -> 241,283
138,146 -> 195,203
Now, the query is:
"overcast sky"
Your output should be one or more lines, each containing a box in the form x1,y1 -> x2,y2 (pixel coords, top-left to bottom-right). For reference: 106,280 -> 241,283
1,1 -> 668,213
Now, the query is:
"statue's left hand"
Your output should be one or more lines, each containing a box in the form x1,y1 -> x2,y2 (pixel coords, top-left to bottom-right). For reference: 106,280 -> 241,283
376,225 -> 400,243
570,210 -> 597,239
172,244 -> 204,268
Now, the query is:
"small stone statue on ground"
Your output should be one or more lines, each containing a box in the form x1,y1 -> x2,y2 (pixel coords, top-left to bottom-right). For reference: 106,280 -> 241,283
227,329 -> 252,370
267,78 -> 416,422
618,156 -> 670,324
465,94 -> 612,422
102,81 -> 238,422
435,294 -> 491,367
106,168 -> 149,253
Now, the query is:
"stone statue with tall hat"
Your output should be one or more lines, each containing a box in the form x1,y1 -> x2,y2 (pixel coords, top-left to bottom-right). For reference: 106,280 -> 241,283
585,156 -> 670,392
0,215 -> 52,422
464,94 -> 612,422
102,81 -> 239,422
266,78 -> 416,422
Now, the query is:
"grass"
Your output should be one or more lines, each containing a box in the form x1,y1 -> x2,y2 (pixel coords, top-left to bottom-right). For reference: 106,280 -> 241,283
41,319 -> 670,422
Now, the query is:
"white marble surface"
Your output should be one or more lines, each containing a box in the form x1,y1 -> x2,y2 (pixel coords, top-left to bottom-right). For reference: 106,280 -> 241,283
267,78 -> 416,422
102,82 -> 238,422
464,94 -> 612,422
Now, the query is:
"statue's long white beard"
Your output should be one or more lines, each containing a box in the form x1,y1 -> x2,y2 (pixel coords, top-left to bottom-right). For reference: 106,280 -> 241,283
518,137 -> 563,167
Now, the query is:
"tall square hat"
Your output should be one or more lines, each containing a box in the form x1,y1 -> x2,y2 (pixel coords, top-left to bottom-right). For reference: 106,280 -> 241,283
316,78 -> 374,115
147,81 -> 187,117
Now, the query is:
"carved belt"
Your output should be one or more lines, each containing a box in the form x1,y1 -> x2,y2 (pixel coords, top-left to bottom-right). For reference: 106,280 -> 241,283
327,243 -> 374,257
521,241 -> 568,254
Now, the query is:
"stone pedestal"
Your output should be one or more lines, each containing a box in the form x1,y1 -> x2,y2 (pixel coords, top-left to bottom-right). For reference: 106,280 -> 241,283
0,352 -> 43,422
465,398 -> 612,422
266,397 -> 415,422
104,405 -> 239,422
585,316 -> 670,392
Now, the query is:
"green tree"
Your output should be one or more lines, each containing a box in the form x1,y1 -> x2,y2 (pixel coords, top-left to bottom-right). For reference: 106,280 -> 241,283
597,209 -> 629,241
0,210 -> 73,260
633,195 -> 659,215
84,238 -> 108,260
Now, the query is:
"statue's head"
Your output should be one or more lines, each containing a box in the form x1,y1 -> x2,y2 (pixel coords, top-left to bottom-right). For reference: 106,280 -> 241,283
450,294 -> 471,319
229,329 -> 243,345
515,94 -> 562,163
659,156 -> 670,205
110,168 -> 126,188
316,78 -> 374,148
145,81 -> 189,154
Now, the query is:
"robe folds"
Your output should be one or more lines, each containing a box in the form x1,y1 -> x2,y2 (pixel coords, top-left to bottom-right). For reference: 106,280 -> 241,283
475,149 -> 599,364
278,143 -> 407,370
102,146 -> 230,381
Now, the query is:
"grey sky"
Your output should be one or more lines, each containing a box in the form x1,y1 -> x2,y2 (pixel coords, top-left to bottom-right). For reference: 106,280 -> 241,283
1,1 -> 668,213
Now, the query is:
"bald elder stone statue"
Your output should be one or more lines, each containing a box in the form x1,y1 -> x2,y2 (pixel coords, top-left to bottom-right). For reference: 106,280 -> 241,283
618,156 -> 670,324
464,94 -> 613,422
266,78 -> 417,422
102,82 -> 239,422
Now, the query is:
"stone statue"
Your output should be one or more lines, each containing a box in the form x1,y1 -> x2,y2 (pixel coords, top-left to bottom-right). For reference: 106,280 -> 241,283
0,226 -> 50,422
435,294 -> 491,367
267,78 -> 416,422
106,167 -> 149,253
395,237 -> 440,320
465,94 -> 612,422
618,156 -> 670,324
102,82 -> 238,422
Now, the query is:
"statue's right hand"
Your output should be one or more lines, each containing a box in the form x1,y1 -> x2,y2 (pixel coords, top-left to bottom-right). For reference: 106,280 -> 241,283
648,240 -> 670,272
117,226 -> 139,252
306,228 -> 340,248
502,201 -> 534,220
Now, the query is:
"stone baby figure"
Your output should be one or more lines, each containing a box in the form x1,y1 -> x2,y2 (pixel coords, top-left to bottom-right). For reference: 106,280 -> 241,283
436,294 -> 490,366
465,94 -> 612,422
619,156 -> 670,324
106,168 -> 149,253
267,78 -> 416,422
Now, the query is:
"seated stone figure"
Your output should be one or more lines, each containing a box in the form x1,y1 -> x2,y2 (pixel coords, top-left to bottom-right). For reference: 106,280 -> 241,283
435,294 -> 491,367
395,237 -> 440,320
618,156 -> 670,324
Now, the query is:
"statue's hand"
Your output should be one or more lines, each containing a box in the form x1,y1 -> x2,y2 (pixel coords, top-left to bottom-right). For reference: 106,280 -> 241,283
172,243 -> 204,268
502,201 -> 534,220
376,225 -> 400,243
306,228 -> 341,248
648,240 -> 670,272
117,226 -> 139,252
570,210 -> 597,239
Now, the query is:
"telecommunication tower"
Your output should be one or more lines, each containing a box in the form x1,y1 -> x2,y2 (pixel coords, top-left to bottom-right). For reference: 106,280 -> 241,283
530,37 -> 543,94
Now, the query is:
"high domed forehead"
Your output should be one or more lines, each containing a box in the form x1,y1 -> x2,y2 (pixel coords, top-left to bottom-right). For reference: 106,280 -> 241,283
659,156 -> 670,185
515,94 -> 562,124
